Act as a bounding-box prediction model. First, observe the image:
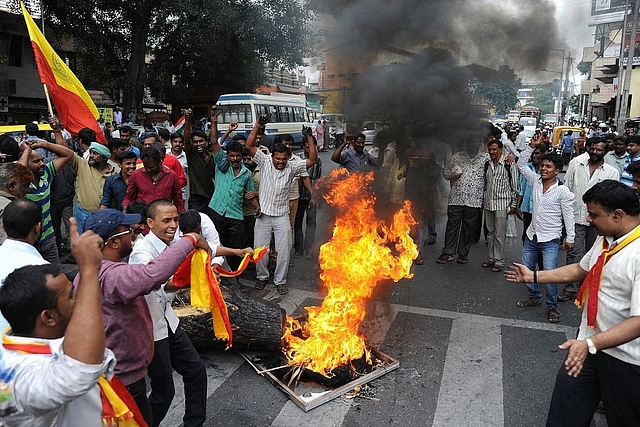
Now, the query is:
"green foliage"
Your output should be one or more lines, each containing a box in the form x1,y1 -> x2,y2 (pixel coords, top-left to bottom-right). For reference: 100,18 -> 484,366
577,61 -> 592,78
35,0 -> 315,110
470,64 -> 521,115
568,94 -> 580,114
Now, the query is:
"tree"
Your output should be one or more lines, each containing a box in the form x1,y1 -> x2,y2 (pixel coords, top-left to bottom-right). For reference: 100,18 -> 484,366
568,95 -> 580,114
469,64 -> 521,115
22,0 -> 314,113
577,61 -> 592,79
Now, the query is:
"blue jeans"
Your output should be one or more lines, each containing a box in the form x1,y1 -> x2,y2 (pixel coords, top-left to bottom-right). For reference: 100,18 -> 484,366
74,205 -> 92,234
522,235 -> 560,309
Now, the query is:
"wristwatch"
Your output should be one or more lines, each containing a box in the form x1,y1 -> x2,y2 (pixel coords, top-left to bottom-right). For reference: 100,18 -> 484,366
586,338 -> 597,355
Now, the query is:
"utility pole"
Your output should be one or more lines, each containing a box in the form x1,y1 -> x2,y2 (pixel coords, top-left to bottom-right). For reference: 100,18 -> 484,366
560,54 -> 572,125
619,0 -> 640,129
615,0 -> 630,124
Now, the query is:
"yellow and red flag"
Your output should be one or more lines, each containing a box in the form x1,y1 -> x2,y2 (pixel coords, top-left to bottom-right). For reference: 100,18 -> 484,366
21,2 -> 107,144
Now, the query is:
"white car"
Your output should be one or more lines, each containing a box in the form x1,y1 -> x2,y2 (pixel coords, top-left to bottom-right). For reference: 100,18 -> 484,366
360,121 -> 383,145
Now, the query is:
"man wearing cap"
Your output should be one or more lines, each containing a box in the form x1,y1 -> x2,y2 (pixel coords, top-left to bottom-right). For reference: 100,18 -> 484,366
52,128 -> 118,233
82,208 -> 210,426
22,119 -> 75,264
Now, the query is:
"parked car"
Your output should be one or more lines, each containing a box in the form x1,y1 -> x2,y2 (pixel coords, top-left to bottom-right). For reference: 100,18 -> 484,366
360,121 -> 383,145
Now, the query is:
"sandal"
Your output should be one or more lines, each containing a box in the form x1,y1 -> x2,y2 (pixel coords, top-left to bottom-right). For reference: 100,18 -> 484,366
516,298 -> 542,308
481,261 -> 495,268
254,279 -> 268,290
491,265 -> 502,272
238,284 -> 246,293
276,284 -> 289,295
547,309 -> 560,323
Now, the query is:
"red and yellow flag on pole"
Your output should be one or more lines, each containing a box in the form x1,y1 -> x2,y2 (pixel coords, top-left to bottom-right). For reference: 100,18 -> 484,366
20,2 -> 107,144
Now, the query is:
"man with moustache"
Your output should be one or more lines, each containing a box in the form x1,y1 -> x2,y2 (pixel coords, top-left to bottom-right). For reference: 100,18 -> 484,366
506,180 -> 640,426
558,137 -> 619,302
604,135 -> 629,176
129,199 -> 210,427
620,135 -> 640,187
247,116 -> 317,295
22,119 -> 75,263
331,132 -> 378,173
515,135 -> 575,323
0,163 -> 33,244
82,208 -> 210,425
207,120 -> 259,269
184,109 -> 216,216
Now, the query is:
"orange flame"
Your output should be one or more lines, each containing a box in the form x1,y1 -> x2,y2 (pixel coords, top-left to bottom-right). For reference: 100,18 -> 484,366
282,169 -> 418,377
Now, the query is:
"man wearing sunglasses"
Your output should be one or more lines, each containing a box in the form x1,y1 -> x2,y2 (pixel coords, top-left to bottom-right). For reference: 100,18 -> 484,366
82,208 -> 210,426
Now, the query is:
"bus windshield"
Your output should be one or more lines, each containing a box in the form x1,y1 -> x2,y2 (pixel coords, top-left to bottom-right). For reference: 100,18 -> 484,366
219,104 -> 253,124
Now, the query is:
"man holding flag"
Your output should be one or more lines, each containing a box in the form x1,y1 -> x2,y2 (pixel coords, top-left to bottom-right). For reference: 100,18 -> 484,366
506,180 -> 640,426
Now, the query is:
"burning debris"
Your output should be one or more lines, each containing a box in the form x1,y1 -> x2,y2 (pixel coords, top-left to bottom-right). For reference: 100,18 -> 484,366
281,169 -> 418,381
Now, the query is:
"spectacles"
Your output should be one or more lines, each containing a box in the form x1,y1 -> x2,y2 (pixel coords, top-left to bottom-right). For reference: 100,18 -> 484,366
107,228 -> 134,241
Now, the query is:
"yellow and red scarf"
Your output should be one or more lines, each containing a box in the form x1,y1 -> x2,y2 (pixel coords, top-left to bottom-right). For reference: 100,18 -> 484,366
575,225 -> 640,328
173,247 -> 268,349
1,334 -> 147,426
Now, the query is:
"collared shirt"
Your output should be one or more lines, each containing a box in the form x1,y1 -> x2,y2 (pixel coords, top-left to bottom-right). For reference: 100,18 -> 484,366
604,151 -> 628,176
560,135 -> 575,153
565,156 -> 620,225
129,232 -> 180,342
73,238 -> 194,385
336,148 -> 378,173
26,161 -> 56,243
514,133 -> 528,151
208,150 -> 255,220
517,146 -> 575,243
135,154 -> 187,188
484,157 -> 519,211
100,172 -> 128,211
578,225 -> 640,366
174,212 -> 225,266
444,151 -> 489,208
185,146 -> 215,199
0,335 -> 116,426
70,153 -> 117,213
122,167 -> 184,212
0,240 -> 48,331
173,150 -> 189,203
516,162 -> 536,214
253,149 -> 307,216
243,169 -> 261,216
620,153 -> 640,187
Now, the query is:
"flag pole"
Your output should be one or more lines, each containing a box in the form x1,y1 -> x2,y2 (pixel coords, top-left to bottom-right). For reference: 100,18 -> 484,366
42,83 -> 54,117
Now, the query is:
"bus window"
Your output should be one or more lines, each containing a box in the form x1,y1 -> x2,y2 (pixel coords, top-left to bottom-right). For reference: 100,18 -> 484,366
220,104 -> 253,124
277,106 -> 291,122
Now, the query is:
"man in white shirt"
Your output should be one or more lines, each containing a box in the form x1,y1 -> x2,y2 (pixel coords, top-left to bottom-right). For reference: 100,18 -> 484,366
0,199 -> 48,331
559,137 -> 620,302
515,136 -> 575,323
0,217 -> 128,427
506,180 -> 640,426
128,199 -> 207,427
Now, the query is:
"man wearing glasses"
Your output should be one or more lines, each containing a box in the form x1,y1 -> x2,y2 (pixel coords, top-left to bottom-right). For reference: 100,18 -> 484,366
82,208 -> 210,426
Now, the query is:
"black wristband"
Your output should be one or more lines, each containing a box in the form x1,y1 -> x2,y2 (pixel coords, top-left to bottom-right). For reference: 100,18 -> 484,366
533,270 -> 538,284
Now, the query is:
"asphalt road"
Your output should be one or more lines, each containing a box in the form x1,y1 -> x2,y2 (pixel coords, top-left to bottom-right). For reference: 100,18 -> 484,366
162,151 -> 607,427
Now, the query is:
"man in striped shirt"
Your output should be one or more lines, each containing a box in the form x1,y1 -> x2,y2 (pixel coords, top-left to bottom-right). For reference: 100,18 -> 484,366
246,116 -> 317,295
22,120 -> 74,264
482,139 -> 518,272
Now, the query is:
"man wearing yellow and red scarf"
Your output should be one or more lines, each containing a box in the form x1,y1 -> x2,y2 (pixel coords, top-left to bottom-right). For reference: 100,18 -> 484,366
0,218 -> 146,426
506,180 -> 640,426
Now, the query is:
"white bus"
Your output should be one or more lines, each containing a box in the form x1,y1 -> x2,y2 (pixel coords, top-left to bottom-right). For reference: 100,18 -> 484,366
216,93 -> 312,144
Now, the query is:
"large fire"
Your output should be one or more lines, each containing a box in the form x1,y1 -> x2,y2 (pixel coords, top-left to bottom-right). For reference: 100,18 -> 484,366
282,168 -> 418,377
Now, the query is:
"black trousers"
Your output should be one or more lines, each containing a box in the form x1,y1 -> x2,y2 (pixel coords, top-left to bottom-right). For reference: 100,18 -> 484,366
126,377 -> 153,426
188,194 -> 214,218
442,205 -> 481,257
547,351 -> 640,427
147,325 -> 207,427
294,199 -> 317,254
210,210 -> 245,269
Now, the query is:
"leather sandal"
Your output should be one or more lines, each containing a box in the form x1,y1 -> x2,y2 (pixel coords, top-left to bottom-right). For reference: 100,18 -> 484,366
276,284 -> 289,295
254,279 -> 268,290
516,298 -> 542,308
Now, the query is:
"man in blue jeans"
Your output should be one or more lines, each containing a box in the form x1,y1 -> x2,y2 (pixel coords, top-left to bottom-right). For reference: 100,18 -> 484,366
515,134 -> 575,323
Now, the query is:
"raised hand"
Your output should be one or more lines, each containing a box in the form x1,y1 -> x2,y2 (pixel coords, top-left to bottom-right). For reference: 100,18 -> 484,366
258,114 -> 271,126
211,105 -> 222,120
302,125 -> 313,137
229,121 -> 239,131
